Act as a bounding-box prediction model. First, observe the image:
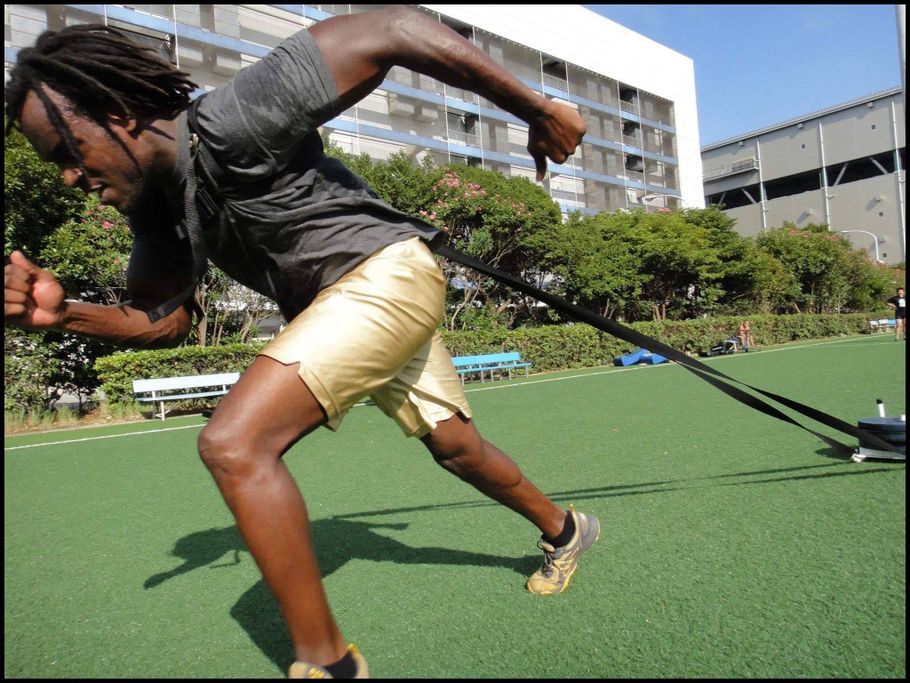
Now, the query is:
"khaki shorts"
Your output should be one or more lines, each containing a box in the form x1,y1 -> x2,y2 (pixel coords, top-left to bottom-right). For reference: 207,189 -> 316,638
258,237 -> 472,437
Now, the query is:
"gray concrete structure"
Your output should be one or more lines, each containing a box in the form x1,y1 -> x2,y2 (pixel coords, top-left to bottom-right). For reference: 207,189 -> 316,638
702,88 -> 906,265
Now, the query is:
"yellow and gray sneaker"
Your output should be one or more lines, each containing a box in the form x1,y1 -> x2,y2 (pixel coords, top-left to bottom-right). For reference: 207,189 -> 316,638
287,644 -> 369,679
526,505 -> 600,595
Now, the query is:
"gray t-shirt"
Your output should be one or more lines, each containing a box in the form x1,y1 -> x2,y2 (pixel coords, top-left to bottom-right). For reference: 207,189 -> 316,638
161,27 -> 443,321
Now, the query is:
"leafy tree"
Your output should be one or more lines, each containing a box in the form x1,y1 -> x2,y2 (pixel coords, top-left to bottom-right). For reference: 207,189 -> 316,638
325,144 -> 438,215
5,126 -> 108,412
754,223 -> 877,313
684,214 -> 795,316
833,249 -> 893,313
734,245 -> 800,315
623,210 -> 724,321
201,275 -> 278,346
530,210 -> 645,320
4,330 -> 64,414
682,207 -> 753,313
30,196 -> 134,406
40,195 -> 133,304
4,125 -> 84,256
422,165 -> 562,329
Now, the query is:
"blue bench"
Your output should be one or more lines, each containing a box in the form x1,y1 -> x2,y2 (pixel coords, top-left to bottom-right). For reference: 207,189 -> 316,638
869,318 -> 897,334
451,351 -> 532,384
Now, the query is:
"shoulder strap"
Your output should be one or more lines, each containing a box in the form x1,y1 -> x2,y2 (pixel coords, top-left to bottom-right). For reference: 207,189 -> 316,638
182,98 -> 210,284
141,99 -> 211,325
143,283 -> 198,324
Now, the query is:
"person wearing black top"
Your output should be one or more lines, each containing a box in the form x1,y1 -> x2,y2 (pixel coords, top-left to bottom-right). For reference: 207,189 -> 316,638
886,287 -> 906,340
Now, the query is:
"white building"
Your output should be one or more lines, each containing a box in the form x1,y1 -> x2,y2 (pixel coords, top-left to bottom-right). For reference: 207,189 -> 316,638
5,4 -> 703,215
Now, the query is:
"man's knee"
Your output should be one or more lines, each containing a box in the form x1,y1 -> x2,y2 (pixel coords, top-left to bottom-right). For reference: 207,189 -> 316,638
198,423 -> 268,481
423,413 -> 485,474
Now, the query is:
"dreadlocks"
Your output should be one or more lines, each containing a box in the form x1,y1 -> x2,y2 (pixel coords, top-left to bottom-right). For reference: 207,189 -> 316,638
5,23 -> 198,143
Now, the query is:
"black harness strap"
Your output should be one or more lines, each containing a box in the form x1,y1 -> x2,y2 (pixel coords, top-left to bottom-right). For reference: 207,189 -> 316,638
143,99 -> 211,324
144,282 -> 197,324
434,243 -> 901,457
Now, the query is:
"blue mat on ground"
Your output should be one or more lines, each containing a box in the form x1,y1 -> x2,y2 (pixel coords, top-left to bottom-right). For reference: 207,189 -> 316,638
613,348 -> 647,366
614,348 -> 669,366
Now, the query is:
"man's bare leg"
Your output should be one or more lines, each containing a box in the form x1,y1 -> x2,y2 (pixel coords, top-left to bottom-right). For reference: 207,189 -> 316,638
421,412 -> 601,596
421,412 -> 566,539
197,355 -> 345,667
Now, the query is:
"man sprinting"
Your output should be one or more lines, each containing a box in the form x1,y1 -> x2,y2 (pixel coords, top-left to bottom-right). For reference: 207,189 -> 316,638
4,8 -> 599,678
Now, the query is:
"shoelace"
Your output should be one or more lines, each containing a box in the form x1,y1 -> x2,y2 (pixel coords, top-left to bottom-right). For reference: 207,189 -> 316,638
537,539 -> 557,576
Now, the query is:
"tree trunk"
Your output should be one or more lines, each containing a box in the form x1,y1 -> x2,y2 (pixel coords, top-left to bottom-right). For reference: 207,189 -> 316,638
195,291 -> 208,347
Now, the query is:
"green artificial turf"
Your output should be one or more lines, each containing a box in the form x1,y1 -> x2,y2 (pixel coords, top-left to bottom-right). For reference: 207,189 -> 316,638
4,335 -> 905,678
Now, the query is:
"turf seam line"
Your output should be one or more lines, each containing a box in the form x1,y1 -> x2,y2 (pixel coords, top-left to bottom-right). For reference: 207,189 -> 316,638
4,424 -> 202,451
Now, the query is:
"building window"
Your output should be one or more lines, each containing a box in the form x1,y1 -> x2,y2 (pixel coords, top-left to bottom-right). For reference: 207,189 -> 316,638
108,23 -> 175,64
446,111 -> 479,146
542,58 -> 567,90
618,84 -> 637,113
764,169 -> 821,199
449,153 -> 482,168
622,119 -> 641,147
826,149 -> 902,186
624,154 -> 644,172
439,15 -> 474,40
707,184 -> 761,210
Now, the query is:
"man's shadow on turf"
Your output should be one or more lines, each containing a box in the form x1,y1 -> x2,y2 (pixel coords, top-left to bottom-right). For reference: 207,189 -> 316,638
143,460 -> 899,672
144,517 -> 537,672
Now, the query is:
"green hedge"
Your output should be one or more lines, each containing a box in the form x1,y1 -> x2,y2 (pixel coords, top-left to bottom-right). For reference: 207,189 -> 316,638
95,313 -> 885,408
439,313 -> 880,373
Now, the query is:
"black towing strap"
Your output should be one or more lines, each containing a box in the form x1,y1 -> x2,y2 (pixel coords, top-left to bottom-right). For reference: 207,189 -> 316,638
434,243 -> 902,458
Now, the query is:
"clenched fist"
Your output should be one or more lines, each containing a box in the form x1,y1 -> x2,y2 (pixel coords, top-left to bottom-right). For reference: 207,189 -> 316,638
527,99 -> 588,182
4,251 -> 66,330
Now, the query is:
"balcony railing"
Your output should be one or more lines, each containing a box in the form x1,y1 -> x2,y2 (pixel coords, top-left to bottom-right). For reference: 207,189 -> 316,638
619,169 -> 644,181
703,157 -> 760,180
543,74 -> 568,91
445,130 -> 481,148
619,100 -> 638,113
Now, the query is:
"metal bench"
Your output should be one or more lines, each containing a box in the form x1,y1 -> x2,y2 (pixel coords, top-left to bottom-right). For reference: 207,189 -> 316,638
451,351 -> 531,384
132,372 -> 240,420
869,318 -> 896,334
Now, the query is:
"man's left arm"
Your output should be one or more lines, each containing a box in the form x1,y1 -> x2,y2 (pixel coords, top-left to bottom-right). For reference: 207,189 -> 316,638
308,7 -> 586,181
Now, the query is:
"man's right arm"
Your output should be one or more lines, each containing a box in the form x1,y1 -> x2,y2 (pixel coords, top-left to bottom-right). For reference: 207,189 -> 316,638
4,242 -> 192,348
307,7 -> 587,181
223,7 -> 584,183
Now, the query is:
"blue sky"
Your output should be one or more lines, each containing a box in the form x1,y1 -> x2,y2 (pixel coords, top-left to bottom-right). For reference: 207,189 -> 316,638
584,4 -> 903,146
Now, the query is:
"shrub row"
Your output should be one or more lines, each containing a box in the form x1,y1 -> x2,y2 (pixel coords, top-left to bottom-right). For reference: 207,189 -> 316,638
94,312 -> 885,408
439,312 -> 880,373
